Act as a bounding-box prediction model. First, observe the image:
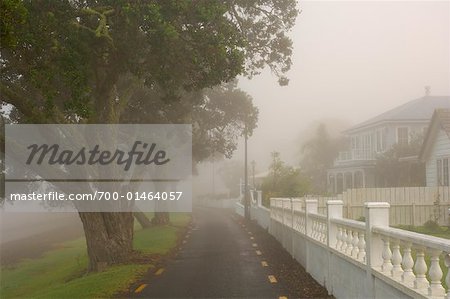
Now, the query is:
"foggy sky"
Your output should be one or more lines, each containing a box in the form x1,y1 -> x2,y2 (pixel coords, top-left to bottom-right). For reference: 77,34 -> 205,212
194,1 -> 450,195
239,0 -> 450,166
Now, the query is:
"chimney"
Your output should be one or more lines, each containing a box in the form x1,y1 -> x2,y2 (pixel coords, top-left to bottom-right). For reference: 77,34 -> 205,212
425,86 -> 431,96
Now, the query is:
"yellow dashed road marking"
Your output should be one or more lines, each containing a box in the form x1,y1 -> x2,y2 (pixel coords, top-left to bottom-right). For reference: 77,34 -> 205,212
252,243 -> 258,247
250,236 -> 254,240
155,268 -> 165,275
256,250 -> 262,256
261,261 -> 268,267
279,296 -> 288,299
135,284 -> 147,293
268,275 -> 278,283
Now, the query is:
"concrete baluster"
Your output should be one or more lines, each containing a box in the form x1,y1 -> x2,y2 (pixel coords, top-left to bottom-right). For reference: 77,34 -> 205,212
390,240 -> 403,279
428,249 -> 445,296
346,229 -> 353,255
414,248 -> 429,290
445,253 -> 450,299
357,232 -> 366,262
401,242 -> 415,286
341,228 -> 348,252
336,227 -> 342,249
351,231 -> 359,258
381,238 -> 393,273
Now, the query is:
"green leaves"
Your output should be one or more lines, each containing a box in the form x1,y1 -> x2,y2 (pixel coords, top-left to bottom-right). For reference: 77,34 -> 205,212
1,0 -> 297,123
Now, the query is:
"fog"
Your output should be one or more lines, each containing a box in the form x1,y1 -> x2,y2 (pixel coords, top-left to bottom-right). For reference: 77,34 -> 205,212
194,0 -> 450,195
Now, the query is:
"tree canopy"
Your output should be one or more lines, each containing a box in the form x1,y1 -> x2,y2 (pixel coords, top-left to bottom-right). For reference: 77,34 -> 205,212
261,152 -> 309,206
1,0 -> 297,124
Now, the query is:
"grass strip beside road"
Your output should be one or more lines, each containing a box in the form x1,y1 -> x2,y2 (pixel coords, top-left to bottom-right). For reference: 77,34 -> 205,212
0,213 -> 191,299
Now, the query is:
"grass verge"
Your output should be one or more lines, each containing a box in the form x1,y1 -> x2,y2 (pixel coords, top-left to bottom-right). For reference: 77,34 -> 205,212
0,213 -> 191,299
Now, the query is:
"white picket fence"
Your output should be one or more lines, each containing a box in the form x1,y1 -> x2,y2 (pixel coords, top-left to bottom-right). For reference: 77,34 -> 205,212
313,186 -> 450,226
238,197 -> 450,299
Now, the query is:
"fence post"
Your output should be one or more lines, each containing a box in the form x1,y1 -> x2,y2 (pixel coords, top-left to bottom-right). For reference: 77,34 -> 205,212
365,202 -> 390,299
305,199 -> 318,237
327,200 -> 343,248
326,200 -> 343,295
257,190 -> 262,207
305,199 -> 318,274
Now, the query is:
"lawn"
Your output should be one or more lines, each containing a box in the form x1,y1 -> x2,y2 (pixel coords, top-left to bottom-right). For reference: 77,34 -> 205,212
0,213 -> 191,299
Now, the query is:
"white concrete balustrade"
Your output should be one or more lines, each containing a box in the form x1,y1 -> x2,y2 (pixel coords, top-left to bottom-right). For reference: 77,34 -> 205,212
241,197 -> 450,299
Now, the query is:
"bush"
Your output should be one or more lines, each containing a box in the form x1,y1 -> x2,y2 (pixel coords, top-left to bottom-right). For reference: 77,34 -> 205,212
424,220 -> 441,232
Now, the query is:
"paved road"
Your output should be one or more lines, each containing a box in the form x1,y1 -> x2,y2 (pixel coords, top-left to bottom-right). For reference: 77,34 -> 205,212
134,207 -> 289,298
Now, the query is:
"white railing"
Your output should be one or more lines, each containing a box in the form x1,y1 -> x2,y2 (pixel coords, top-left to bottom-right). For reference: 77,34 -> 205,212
264,197 -> 450,299
331,218 -> 366,262
336,149 -> 375,162
372,226 -> 450,297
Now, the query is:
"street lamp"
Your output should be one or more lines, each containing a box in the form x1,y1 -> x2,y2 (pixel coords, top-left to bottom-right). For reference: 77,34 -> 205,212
244,122 -> 249,220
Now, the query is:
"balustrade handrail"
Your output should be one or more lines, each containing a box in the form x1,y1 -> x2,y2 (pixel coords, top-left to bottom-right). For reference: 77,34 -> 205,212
331,217 -> 365,231
372,225 -> 450,252
308,212 -> 327,221
293,209 -> 306,216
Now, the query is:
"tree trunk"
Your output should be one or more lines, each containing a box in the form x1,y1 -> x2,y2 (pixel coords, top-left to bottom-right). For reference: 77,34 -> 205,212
134,210 -> 152,228
151,212 -> 170,225
78,212 -> 134,272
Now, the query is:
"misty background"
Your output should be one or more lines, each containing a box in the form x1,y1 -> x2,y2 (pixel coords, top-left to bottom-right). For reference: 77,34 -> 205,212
2,0 -> 449,244
193,0 -> 450,196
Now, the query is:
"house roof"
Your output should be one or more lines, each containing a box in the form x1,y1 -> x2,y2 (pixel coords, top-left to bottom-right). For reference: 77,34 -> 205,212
345,96 -> 450,133
419,108 -> 450,161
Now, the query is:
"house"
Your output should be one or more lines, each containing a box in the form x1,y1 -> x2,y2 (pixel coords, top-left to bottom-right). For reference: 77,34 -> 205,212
327,91 -> 450,194
419,109 -> 450,187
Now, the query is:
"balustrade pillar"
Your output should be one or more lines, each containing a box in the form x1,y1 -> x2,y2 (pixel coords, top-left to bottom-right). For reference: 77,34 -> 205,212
305,199 -> 318,237
327,200 -> 343,249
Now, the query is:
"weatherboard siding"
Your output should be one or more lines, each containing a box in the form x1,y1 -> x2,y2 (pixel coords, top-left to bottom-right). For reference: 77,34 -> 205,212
426,129 -> 450,186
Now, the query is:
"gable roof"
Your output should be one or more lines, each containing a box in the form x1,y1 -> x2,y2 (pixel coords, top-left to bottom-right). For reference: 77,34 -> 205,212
419,108 -> 450,161
346,96 -> 450,133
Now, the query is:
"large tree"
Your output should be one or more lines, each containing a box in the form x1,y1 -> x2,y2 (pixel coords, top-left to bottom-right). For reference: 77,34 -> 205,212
1,0 -> 298,271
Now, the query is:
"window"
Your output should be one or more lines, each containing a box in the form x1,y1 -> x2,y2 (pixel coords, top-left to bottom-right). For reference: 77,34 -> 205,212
376,131 -> 381,152
443,158 -> 449,186
437,158 -> 449,186
397,127 -> 409,146
352,136 -> 360,150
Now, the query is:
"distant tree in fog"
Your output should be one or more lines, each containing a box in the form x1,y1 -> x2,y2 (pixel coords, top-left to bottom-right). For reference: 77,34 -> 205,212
261,152 -> 309,206
375,132 -> 425,187
300,124 -> 346,195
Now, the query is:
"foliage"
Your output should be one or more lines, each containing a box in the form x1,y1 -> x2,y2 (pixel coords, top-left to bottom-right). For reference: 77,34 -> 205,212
300,123 -> 346,194
375,132 -> 425,187
1,0 -> 298,124
120,80 -> 258,164
261,152 -> 310,205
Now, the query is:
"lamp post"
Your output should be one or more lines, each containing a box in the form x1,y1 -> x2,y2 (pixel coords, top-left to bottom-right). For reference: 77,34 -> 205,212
244,122 -> 250,220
